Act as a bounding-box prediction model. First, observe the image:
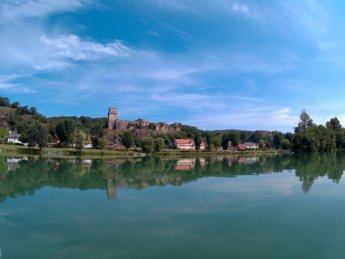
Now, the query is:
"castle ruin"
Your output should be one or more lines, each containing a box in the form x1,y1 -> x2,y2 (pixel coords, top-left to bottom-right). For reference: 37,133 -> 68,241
107,107 -> 181,133
107,108 -> 117,129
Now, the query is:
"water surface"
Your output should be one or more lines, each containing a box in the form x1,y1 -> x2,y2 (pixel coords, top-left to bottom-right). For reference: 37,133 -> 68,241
1,154 -> 345,258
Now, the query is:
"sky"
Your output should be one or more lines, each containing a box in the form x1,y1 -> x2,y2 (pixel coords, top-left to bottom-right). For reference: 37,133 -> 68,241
1,0 -> 345,132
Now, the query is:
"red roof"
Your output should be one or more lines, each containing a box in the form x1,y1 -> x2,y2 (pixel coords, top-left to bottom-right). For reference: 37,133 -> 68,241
175,139 -> 194,145
175,165 -> 193,171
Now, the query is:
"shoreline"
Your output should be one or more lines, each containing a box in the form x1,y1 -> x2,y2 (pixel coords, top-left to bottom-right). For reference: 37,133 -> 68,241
0,144 -> 278,159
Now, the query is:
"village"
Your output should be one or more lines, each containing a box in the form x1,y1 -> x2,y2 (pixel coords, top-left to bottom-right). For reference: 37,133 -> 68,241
3,107 -> 262,152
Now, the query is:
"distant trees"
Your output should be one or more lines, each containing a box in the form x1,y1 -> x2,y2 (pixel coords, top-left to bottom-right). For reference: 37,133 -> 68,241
122,131 -> 134,149
292,111 -> 336,152
0,97 -> 10,107
0,127 -> 8,143
19,121 -> 48,151
194,132 -> 202,150
140,137 -> 154,153
154,137 -> 165,152
56,120 -> 76,146
93,137 -> 107,149
221,131 -> 240,150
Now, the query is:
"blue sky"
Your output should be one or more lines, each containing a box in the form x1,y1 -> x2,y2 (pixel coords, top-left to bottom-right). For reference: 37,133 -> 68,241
1,0 -> 345,132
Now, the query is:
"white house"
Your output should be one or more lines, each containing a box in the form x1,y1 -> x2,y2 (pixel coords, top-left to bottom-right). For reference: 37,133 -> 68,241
175,139 -> 195,150
244,142 -> 259,149
83,143 -> 93,149
7,133 -> 22,145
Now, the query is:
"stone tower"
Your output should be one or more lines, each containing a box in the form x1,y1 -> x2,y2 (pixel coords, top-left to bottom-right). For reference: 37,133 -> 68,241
108,107 -> 117,129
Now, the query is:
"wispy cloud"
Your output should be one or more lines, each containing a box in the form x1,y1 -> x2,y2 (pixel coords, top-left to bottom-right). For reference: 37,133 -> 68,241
0,73 -> 36,93
159,23 -> 190,40
147,0 -> 257,18
41,35 -> 133,61
0,0 -> 92,22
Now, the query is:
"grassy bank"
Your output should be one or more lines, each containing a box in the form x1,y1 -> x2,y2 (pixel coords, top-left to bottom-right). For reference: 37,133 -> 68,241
0,144 -> 277,159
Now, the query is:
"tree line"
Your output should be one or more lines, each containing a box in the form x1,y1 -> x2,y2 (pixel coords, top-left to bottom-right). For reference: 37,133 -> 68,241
1,96 -> 345,153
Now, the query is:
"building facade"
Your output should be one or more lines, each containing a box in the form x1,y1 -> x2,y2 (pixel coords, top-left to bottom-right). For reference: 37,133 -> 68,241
175,139 -> 195,150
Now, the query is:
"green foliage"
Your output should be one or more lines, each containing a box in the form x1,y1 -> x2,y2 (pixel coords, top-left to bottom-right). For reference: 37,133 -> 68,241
140,137 -> 154,153
272,131 -> 284,149
212,135 -> 221,149
194,132 -> 202,150
93,137 -> 107,149
292,111 -> 336,152
154,137 -> 165,152
221,131 -> 240,150
0,127 -> 8,139
56,119 -> 77,146
19,120 -> 48,150
75,130 -> 86,151
296,110 -> 314,132
280,138 -> 291,150
0,97 -> 10,107
205,133 -> 213,151
122,131 -> 134,149
148,123 -> 156,130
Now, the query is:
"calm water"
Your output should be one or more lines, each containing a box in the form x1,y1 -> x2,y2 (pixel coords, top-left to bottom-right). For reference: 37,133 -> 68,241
1,154 -> 345,258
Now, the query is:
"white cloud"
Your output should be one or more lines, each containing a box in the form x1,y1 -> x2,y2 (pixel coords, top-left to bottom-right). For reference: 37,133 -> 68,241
0,0 -> 91,22
41,34 -> 133,61
145,0 -> 256,17
0,73 -> 36,93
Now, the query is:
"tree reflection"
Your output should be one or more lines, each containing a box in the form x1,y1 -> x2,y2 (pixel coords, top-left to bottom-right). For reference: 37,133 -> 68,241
1,153 -> 345,202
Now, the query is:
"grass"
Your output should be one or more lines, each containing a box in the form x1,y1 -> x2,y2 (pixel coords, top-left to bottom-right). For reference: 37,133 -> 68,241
0,143 -> 277,159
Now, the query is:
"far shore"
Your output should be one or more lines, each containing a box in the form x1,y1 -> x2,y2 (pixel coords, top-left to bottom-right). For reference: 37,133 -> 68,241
0,144 -> 279,159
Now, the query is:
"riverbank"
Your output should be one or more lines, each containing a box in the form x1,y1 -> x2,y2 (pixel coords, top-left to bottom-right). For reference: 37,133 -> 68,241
0,144 -> 278,159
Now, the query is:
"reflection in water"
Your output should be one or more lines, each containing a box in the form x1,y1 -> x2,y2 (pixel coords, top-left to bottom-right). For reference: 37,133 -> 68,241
176,159 -> 195,171
0,153 -> 345,202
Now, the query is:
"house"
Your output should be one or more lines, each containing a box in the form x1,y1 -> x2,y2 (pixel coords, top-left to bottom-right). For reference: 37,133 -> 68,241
175,139 -> 195,150
7,133 -> 22,145
48,135 -> 60,147
83,137 -> 93,149
237,143 -> 246,151
83,142 -> 93,149
175,159 -> 195,171
175,139 -> 206,151
244,142 -> 259,149
199,141 -> 206,150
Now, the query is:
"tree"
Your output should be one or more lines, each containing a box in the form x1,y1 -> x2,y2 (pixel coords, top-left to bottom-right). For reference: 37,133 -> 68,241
280,138 -> 291,150
29,106 -> 37,115
75,130 -> 86,151
148,123 -> 156,130
326,117 -> 342,132
20,120 -> 48,151
140,137 -> 154,153
221,134 -> 229,150
154,137 -> 165,152
326,117 -> 342,149
296,110 -> 314,132
272,131 -> 284,149
11,101 -> 20,108
194,132 -> 202,150
228,131 -> 240,146
93,137 -> 107,149
205,133 -> 213,151
0,97 -> 10,107
0,127 -> 8,143
122,131 -> 134,149
212,135 -> 221,149
56,119 -> 76,146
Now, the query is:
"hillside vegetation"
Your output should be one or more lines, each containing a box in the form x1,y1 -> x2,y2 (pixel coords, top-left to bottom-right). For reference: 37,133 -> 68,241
1,96 -> 345,153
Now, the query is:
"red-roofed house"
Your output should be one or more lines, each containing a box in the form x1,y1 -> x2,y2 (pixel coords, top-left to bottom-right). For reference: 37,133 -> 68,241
175,139 -> 195,150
